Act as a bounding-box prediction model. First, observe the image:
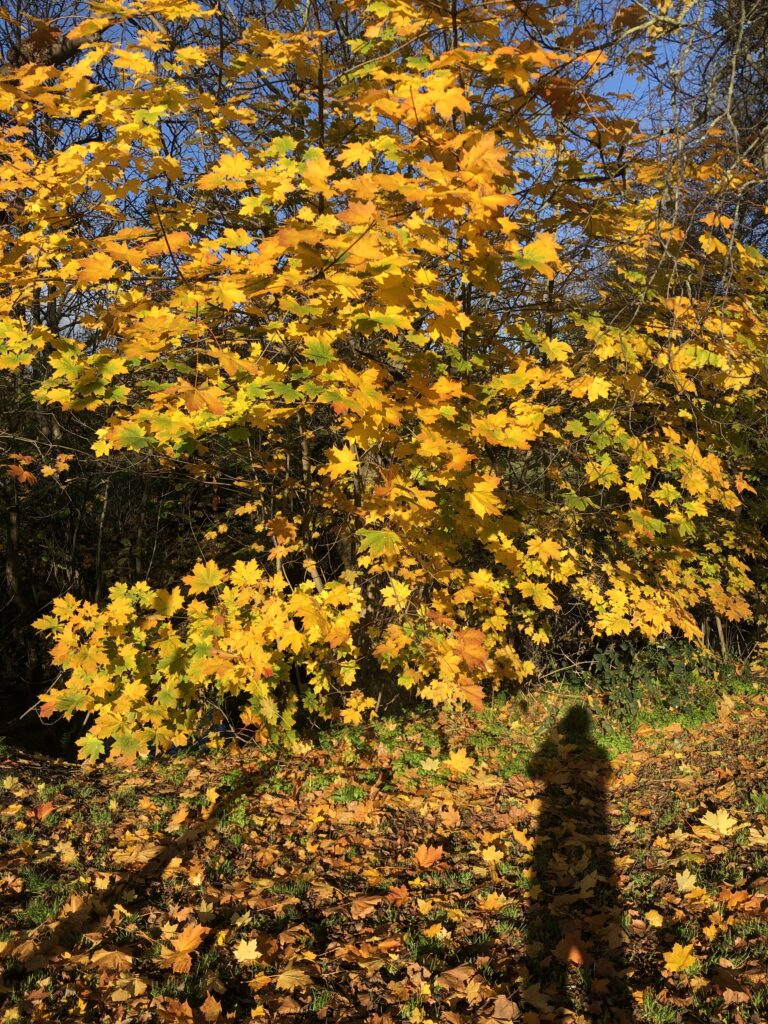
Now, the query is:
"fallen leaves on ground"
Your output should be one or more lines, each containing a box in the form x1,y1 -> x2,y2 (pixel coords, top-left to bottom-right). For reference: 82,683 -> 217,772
1,692 -> 768,1022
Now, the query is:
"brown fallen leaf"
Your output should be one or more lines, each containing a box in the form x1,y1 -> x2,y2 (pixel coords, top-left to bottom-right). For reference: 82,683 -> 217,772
711,963 -> 750,1005
436,963 -> 477,993
275,966 -> 312,991
440,804 -> 461,829
200,993 -> 223,1022
490,993 -> 521,1021
386,884 -> 410,906
90,948 -> 134,972
158,923 -> 210,973
110,977 -> 147,1002
350,894 -> 381,919
155,998 -> 194,1020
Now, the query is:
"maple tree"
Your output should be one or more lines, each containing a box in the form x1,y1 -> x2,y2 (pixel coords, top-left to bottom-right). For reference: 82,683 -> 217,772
0,0 -> 766,757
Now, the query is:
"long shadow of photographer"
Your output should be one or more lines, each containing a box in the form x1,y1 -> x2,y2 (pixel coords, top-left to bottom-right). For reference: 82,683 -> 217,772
524,704 -> 633,1023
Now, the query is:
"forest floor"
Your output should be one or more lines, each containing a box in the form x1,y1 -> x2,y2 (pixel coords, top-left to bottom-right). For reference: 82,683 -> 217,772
1,685 -> 768,1023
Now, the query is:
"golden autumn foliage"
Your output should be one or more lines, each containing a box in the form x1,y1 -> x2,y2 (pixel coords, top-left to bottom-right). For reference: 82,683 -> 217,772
0,0 -> 765,757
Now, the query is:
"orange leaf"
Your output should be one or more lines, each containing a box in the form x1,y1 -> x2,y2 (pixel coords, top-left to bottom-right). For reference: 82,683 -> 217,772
350,895 -> 381,919
414,844 -> 444,869
200,993 -> 222,1022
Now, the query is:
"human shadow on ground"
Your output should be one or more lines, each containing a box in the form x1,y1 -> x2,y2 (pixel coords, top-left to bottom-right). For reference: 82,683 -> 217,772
524,704 -> 634,1023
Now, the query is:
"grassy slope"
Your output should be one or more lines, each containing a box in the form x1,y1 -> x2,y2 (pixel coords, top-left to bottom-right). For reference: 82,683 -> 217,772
1,685 -> 768,1023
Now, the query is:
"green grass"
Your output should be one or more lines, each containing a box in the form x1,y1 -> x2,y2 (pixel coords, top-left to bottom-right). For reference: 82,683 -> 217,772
271,879 -> 309,897
640,992 -> 679,1023
15,866 -> 79,927
17,894 -> 68,927
89,805 -> 115,827
331,783 -> 366,803
310,988 -> 333,1011
224,795 -> 251,827
426,869 -> 474,892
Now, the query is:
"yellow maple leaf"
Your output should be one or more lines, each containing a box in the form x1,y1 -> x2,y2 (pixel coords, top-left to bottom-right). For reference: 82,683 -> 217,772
526,537 -> 563,564
516,579 -> 556,609
182,560 -> 225,595
56,840 -> 78,865
381,578 -> 412,609
445,748 -> 475,775
454,628 -> 488,670
477,891 -> 508,911
540,337 -> 572,361
301,147 -> 335,197
433,85 -> 471,120
460,133 -> 508,177
699,808 -> 739,836
465,474 -> 503,518
645,909 -> 664,928
198,151 -> 253,190
323,445 -> 359,480
233,938 -> 262,963
220,227 -> 252,248
338,141 -> 374,167
586,376 -> 612,402
664,943 -> 698,973
481,844 -> 504,866
77,253 -> 115,285
675,868 -> 698,893
152,587 -> 185,617
517,233 -> 561,279
215,279 -> 247,309
113,49 -> 155,77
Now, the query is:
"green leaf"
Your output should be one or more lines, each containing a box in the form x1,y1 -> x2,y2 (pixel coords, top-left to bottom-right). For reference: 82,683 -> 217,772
113,423 -> 151,450
305,339 -> 335,365
113,732 -> 142,759
357,529 -> 401,557
566,419 -> 588,437
628,509 -> 667,536
354,309 -> 412,335
563,491 -> 591,511
51,688 -> 88,715
78,733 -> 106,762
